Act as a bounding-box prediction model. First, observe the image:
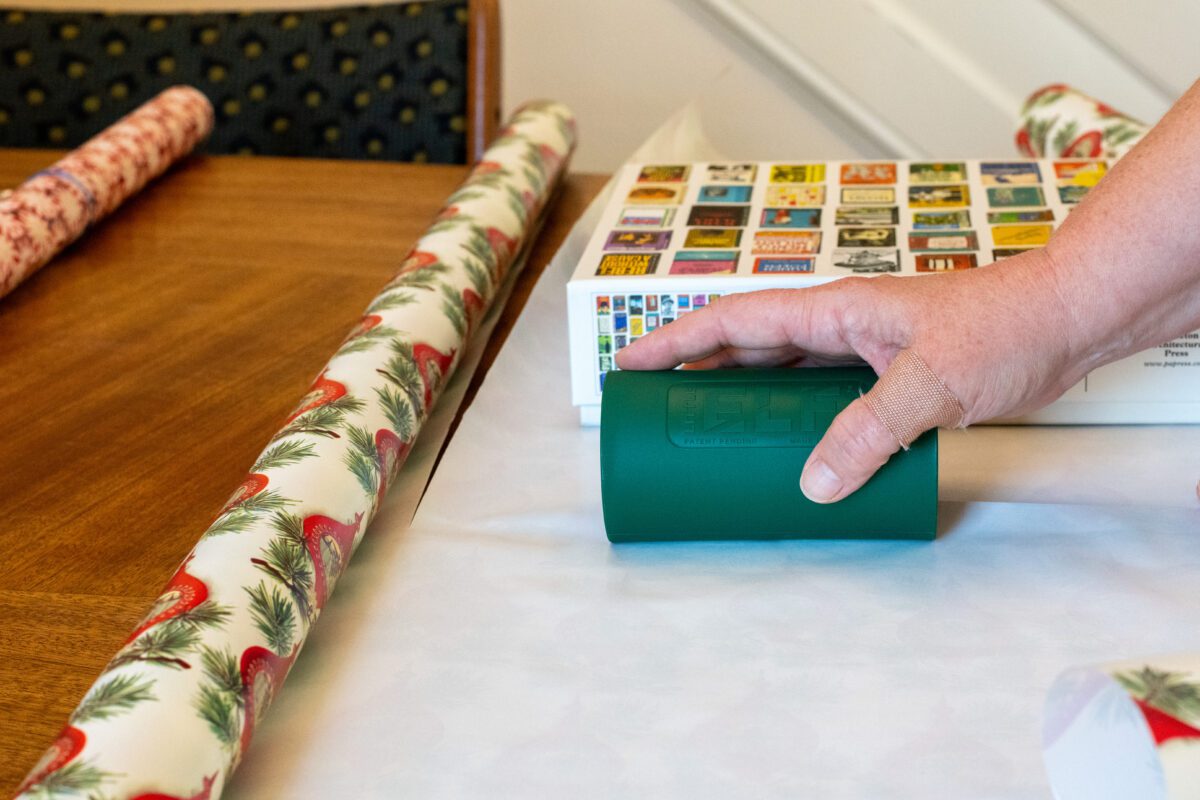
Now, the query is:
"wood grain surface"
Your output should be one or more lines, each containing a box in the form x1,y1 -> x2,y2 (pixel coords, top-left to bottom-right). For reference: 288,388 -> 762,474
0,147 -> 605,792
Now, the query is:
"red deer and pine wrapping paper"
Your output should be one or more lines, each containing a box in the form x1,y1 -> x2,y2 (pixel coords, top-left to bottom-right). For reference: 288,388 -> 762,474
0,85 -> 213,300
14,99 -> 576,800
1044,657 -> 1200,799
1016,83 -> 1149,160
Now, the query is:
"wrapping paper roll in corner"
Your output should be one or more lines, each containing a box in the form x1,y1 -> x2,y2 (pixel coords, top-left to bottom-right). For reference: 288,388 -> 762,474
14,100 -> 576,800
1044,657 -> 1200,800
1016,84 -> 1149,160
0,86 -> 214,300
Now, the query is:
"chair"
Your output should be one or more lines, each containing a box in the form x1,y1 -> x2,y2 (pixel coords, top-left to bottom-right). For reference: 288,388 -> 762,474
0,0 -> 500,163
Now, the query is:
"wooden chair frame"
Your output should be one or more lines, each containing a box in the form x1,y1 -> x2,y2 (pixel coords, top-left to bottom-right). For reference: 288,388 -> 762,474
466,0 -> 500,162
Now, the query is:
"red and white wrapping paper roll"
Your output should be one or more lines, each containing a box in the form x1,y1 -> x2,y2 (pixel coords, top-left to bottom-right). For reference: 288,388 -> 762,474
0,85 -> 213,299
14,100 -> 576,800
1016,84 -> 1149,160
1044,656 -> 1200,799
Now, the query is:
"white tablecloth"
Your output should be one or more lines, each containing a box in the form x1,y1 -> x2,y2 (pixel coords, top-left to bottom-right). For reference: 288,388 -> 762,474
227,205 -> 1200,800
227,110 -> 1200,798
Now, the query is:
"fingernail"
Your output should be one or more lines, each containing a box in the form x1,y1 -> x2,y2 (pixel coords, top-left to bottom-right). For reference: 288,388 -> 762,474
800,458 -> 842,503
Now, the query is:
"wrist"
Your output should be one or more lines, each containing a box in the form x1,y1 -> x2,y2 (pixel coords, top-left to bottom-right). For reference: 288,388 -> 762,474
1036,239 -> 1132,386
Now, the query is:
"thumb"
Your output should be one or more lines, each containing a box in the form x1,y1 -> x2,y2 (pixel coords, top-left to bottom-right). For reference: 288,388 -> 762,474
799,397 -> 901,503
800,349 -> 963,503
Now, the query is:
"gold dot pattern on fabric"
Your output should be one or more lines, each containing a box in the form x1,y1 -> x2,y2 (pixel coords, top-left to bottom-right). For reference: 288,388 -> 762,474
0,3 -> 470,162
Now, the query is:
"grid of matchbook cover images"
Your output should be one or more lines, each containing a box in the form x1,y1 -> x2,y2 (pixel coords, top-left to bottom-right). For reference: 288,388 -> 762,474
577,159 -> 1107,393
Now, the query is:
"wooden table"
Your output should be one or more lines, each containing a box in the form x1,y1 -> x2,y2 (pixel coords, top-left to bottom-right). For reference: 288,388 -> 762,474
0,148 -> 605,792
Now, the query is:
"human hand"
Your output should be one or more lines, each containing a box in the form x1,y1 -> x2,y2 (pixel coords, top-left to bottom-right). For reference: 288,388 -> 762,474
615,249 -> 1085,503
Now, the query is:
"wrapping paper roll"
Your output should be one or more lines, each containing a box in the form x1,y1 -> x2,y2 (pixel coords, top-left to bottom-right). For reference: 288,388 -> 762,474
600,368 -> 937,542
15,99 -> 576,800
1015,84 -> 1149,159
1044,657 -> 1200,799
0,86 -> 213,300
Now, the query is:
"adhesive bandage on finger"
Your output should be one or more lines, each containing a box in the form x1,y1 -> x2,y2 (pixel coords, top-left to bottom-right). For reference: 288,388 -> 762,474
861,349 -> 965,449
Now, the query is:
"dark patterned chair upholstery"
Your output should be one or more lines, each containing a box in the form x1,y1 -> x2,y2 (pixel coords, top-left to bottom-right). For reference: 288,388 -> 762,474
0,2 -> 482,163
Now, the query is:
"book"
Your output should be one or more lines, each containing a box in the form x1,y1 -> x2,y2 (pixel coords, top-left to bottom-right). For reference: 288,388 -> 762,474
567,160 -> 1200,426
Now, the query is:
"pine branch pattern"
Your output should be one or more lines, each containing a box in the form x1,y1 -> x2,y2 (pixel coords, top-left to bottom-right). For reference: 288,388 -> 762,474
25,760 -> 110,797
376,340 -> 426,418
343,425 -> 381,497
462,227 -> 500,279
205,490 -> 292,538
382,261 -> 450,291
440,284 -> 468,337
109,620 -> 201,671
268,395 -> 366,443
72,674 -> 156,725
194,645 -> 242,749
246,582 -> 297,656
504,183 -> 528,224
464,257 -> 491,295
1116,666 -> 1200,720
366,290 -> 417,315
336,326 -> 400,356
251,441 -> 315,473
376,385 -> 416,442
251,511 -> 315,622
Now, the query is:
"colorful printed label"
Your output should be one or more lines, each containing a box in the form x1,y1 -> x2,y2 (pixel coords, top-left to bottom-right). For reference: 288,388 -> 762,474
627,184 -> 684,205
986,186 -> 1046,207
698,185 -> 752,203
833,206 -> 894,226
831,248 -> 900,273
604,230 -> 672,251
912,210 -> 971,229
838,227 -> 897,248
980,162 -> 1041,185
637,164 -> 689,182
908,231 -> 979,251
597,253 -> 659,276
910,162 -> 967,183
840,162 -> 896,185
991,224 -> 1052,247
752,230 -> 822,255
687,204 -> 750,226
765,185 -> 825,207
987,209 -> 1054,224
1058,184 -> 1090,204
670,250 -> 738,275
760,208 -> 822,228
684,228 -> 742,248
705,163 -> 756,183
841,187 -> 895,205
909,185 -> 970,208
618,206 -> 675,227
769,164 -> 826,183
915,253 -> 977,271
753,257 -> 815,274
1054,160 -> 1107,186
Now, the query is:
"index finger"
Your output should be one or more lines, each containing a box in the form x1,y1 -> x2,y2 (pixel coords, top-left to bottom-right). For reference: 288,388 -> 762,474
614,286 -> 851,370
